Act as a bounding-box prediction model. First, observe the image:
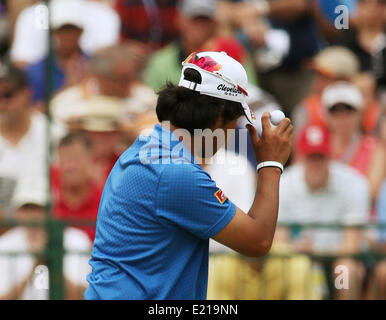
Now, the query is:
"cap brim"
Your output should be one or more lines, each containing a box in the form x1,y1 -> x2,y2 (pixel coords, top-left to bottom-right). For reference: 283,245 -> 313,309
185,11 -> 214,19
242,102 -> 256,124
326,101 -> 360,111
299,146 -> 330,157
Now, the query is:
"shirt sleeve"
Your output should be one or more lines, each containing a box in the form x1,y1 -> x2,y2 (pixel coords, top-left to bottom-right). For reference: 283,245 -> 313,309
10,7 -> 47,64
155,163 -> 237,239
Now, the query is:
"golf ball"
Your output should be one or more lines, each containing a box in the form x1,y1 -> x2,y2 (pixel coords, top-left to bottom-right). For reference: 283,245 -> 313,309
270,110 -> 285,125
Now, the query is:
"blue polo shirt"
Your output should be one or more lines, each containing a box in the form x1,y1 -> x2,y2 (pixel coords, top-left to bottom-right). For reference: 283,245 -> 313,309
84,124 -> 236,300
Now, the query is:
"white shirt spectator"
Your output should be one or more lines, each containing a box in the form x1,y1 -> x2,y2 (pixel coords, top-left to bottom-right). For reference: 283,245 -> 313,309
11,0 -> 120,65
205,148 -> 257,253
0,112 -> 46,212
0,111 -> 65,215
0,112 -> 47,182
278,161 -> 370,253
0,226 -> 92,300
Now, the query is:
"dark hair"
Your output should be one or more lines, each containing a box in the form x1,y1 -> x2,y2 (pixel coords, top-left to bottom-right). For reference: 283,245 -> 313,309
156,68 -> 244,134
58,132 -> 91,150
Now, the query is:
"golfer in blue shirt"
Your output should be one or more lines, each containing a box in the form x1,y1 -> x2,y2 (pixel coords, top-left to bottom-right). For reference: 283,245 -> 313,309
85,51 -> 293,299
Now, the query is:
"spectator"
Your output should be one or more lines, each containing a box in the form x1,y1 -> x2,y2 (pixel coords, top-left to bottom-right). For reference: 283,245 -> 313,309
207,4 -> 291,78
25,1 -> 88,103
51,133 -> 103,242
144,0 -> 259,90
65,96 -> 125,186
276,124 -> 370,299
144,0 -> 217,90
238,16 -> 290,76
0,178 -> 91,300
88,43 -> 157,122
50,42 -> 156,130
11,0 -> 120,68
292,46 -> 360,131
0,64 -> 48,217
322,82 -> 386,206
87,43 -> 149,99
335,0 -> 386,92
227,0 -> 333,113
114,0 -> 179,49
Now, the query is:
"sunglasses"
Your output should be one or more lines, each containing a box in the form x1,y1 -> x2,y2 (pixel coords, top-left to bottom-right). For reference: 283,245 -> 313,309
328,104 -> 357,114
183,52 -> 248,96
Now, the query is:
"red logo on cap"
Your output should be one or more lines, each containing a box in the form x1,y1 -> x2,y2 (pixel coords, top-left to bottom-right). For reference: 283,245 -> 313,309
214,189 -> 227,204
184,52 -> 222,72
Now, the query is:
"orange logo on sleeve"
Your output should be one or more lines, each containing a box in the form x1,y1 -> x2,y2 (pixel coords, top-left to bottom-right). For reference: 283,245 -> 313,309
214,189 -> 227,204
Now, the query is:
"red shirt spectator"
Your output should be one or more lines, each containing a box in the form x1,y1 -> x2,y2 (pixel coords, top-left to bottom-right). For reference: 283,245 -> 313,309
323,81 -> 386,207
51,133 -> 103,242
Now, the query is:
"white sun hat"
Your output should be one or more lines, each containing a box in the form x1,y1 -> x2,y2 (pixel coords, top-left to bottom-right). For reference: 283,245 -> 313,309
178,51 -> 256,124
321,81 -> 364,110
12,178 -> 48,210
50,0 -> 84,30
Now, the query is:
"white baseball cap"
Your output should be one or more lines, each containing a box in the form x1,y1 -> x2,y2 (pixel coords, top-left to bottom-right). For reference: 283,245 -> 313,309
178,51 -> 256,124
322,81 -> 364,110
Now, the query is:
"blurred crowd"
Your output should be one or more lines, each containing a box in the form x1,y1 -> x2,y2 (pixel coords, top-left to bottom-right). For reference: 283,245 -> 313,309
0,0 -> 385,299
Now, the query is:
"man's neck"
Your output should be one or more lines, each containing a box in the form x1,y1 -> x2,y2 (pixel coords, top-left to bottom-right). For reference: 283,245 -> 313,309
162,122 -> 214,166
163,122 -> 194,154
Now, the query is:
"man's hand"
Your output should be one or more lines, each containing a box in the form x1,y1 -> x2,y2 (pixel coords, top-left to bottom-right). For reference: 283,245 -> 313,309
246,112 -> 293,166
213,113 -> 294,257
